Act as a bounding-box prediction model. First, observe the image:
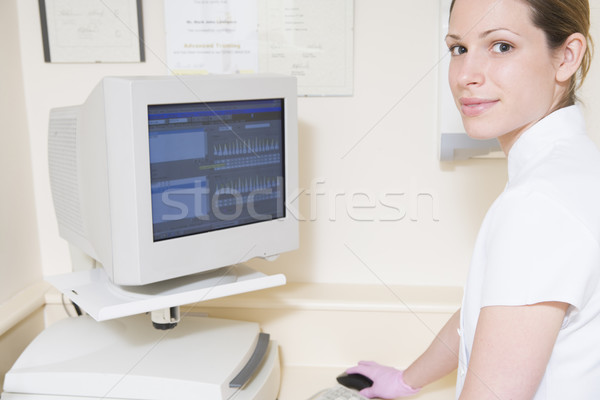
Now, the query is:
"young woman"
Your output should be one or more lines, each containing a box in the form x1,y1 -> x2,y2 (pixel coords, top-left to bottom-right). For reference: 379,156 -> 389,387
347,0 -> 600,399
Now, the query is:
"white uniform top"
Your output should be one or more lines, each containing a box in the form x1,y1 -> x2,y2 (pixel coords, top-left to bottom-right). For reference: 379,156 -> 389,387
456,106 -> 600,399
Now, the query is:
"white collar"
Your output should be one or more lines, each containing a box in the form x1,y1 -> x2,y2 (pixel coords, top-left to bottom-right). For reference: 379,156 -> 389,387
507,105 -> 586,181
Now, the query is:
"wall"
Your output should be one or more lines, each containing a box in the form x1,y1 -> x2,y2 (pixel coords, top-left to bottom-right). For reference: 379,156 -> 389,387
0,0 -> 42,306
0,0 -> 44,389
14,0 -> 495,288
14,0 -> 600,289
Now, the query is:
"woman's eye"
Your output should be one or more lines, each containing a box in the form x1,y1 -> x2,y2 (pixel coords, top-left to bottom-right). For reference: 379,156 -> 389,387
492,42 -> 513,53
449,45 -> 467,56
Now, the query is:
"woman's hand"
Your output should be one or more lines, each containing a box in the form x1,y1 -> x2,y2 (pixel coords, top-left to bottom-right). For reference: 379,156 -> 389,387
346,361 -> 420,399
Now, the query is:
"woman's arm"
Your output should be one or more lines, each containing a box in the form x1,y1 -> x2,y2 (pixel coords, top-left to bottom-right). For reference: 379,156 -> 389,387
459,302 -> 568,400
402,308 -> 462,388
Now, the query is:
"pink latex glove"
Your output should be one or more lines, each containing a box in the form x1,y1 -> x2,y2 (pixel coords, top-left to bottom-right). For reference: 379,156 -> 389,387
346,361 -> 421,399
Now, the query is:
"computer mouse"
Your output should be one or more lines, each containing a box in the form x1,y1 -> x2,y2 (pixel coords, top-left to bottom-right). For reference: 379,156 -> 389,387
336,372 -> 374,391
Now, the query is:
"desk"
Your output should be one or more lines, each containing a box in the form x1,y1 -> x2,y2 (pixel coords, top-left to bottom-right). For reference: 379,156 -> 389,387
4,281 -> 461,400
280,366 -> 457,400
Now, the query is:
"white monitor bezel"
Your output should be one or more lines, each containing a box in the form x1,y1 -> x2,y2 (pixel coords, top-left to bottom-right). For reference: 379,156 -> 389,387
101,75 -> 298,285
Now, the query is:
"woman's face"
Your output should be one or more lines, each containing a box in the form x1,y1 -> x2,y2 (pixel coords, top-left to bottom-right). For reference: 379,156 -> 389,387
446,0 -> 564,152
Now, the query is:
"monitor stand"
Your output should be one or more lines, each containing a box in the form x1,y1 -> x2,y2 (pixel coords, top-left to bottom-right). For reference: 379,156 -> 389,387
2,313 -> 280,400
44,263 -> 285,322
2,265 -> 286,400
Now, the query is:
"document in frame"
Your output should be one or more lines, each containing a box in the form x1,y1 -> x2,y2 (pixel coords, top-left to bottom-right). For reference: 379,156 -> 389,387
164,0 -> 259,74
258,0 -> 354,96
39,0 -> 144,63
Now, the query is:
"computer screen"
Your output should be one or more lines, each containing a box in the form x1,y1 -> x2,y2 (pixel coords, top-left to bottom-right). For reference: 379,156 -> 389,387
148,99 -> 285,241
48,74 -> 298,286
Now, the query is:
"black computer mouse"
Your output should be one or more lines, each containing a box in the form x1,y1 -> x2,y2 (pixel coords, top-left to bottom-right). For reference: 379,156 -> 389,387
336,372 -> 374,391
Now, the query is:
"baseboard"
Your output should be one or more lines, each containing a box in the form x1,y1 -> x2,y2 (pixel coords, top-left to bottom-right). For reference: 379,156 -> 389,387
0,281 -> 50,337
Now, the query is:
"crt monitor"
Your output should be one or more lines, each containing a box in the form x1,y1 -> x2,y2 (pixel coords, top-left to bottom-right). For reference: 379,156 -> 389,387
48,74 -> 299,286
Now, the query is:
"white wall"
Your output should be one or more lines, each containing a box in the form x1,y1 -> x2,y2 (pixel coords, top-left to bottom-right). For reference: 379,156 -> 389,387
0,0 -> 42,302
14,0 -> 600,288
0,0 -> 44,386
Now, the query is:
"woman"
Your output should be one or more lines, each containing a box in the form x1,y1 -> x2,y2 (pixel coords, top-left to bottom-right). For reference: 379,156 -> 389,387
347,0 -> 600,399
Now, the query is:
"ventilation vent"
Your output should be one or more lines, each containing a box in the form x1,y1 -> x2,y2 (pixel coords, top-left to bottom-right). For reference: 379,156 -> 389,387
48,110 -> 85,238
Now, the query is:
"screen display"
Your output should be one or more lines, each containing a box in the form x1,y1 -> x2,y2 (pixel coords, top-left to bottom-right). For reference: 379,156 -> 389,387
148,99 -> 285,241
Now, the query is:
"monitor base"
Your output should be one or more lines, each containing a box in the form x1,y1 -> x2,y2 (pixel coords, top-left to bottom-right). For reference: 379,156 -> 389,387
2,314 -> 280,400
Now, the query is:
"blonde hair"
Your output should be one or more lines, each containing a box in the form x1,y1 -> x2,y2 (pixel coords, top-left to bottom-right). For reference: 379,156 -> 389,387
450,0 -> 594,106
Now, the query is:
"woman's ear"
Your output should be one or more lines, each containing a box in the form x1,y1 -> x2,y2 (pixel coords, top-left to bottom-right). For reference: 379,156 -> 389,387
556,33 -> 586,84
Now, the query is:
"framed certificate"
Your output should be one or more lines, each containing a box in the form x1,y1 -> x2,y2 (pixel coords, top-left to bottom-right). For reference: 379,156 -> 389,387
258,0 -> 354,96
39,0 -> 145,63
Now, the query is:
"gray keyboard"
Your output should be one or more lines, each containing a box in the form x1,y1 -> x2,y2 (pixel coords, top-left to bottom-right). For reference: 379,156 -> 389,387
308,385 -> 369,400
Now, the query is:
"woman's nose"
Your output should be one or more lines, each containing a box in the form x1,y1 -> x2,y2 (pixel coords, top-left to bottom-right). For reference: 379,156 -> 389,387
452,52 -> 486,88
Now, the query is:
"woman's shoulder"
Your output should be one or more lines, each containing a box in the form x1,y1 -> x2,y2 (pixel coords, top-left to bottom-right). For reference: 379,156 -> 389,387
498,157 -> 600,243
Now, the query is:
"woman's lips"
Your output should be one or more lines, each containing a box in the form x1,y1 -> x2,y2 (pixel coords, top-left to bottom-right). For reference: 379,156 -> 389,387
460,98 -> 499,117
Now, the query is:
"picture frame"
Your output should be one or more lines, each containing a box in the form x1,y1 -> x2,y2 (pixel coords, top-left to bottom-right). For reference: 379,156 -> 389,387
38,0 -> 145,63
